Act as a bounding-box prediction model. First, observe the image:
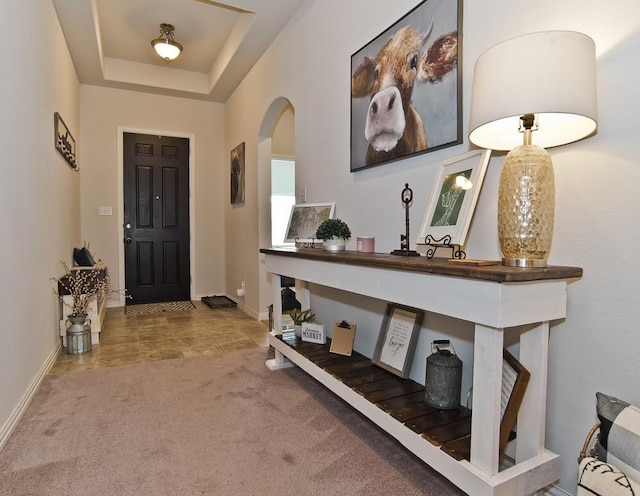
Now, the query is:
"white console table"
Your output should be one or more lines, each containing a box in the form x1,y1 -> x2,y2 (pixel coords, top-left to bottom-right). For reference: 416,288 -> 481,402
260,247 -> 582,496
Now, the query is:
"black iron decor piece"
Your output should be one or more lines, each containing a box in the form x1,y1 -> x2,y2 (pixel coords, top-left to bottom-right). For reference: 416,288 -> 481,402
54,112 -> 78,171
391,183 -> 420,257
423,234 -> 466,260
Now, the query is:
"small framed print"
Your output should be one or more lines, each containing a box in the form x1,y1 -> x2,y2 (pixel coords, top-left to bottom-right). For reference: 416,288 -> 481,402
372,303 -> 424,378
417,149 -> 491,247
301,322 -> 326,344
284,202 -> 335,244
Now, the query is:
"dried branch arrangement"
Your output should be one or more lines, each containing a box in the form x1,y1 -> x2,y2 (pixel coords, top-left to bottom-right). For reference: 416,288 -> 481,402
55,262 -> 111,316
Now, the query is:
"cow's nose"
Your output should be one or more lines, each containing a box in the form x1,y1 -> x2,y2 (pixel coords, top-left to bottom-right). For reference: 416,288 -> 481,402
388,93 -> 396,111
370,101 -> 378,115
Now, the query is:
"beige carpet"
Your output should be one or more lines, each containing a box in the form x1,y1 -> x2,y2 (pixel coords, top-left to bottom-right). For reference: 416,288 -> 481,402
125,300 -> 196,314
0,348 -> 466,495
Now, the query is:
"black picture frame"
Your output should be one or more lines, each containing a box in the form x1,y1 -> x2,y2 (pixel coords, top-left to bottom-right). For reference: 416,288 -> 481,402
54,112 -> 78,171
372,303 -> 424,378
350,0 -> 463,172
230,142 -> 245,204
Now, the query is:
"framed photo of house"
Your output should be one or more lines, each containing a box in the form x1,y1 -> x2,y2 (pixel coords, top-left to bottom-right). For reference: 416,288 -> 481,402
372,303 -> 424,378
284,203 -> 335,244
417,149 -> 491,247
350,0 -> 463,172
230,142 -> 245,204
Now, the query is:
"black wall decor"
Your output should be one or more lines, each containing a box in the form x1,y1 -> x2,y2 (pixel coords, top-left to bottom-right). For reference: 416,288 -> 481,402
54,112 -> 78,171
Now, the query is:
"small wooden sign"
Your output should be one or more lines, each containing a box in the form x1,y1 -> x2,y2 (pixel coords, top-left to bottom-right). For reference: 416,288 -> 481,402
301,322 -> 326,344
329,321 -> 356,356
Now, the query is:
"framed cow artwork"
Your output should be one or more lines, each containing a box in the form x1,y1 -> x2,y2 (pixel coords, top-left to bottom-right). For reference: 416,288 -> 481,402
350,0 -> 463,172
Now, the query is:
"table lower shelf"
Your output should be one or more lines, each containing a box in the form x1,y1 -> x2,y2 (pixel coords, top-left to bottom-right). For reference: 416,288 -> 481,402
277,333 -> 474,460
269,332 -> 560,496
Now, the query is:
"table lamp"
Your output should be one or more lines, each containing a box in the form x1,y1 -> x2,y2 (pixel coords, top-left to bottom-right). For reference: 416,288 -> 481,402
469,31 -> 597,267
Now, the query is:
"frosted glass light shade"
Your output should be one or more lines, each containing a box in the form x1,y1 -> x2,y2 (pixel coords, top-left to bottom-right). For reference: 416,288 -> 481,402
152,40 -> 182,61
469,31 -> 597,150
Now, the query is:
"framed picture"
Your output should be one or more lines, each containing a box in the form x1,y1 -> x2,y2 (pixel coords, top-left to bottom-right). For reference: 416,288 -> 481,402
417,149 -> 491,247
230,142 -> 245,204
284,202 -> 335,244
372,303 -> 424,378
500,348 -> 530,454
350,0 -> 462,172
54,112 -> 78,171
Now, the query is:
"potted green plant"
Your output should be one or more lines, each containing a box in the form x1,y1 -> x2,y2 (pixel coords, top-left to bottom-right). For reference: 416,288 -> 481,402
288,308 -> 316,337
315,218 -> 351,251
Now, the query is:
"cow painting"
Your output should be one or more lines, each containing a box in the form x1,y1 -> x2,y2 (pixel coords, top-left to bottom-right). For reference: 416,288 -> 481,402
350,4 -> 460,171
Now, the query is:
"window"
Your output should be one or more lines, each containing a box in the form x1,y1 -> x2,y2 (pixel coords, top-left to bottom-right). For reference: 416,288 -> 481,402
271,158 -> 295,246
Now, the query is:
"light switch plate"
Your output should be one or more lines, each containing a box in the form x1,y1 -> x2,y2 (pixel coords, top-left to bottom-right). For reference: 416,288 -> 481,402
98,206 -> 112,216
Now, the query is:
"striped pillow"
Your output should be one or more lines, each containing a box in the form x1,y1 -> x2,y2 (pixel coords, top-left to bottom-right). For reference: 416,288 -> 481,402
596,392 -> 640,483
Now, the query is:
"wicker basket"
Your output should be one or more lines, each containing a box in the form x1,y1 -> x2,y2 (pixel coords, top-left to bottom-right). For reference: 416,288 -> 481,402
578,422 -> 601,464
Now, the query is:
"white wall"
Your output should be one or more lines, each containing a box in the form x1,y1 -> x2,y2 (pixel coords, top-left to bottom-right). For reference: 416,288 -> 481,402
0,0 -> 80,445
272,104 -> 295,158
79,85 -> 226,303
225,0 -> 640,492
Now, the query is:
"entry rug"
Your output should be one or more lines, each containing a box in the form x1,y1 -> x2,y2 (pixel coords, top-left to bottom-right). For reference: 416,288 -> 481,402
125,300 -> 196,315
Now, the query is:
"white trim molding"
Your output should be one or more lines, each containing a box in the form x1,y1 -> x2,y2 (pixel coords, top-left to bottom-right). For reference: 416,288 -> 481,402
0,343 -> 62,450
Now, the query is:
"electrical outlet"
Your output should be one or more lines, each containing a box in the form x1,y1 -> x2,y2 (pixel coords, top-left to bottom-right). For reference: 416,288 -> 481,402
98,206 -> 112,216
301,187 -> 307,202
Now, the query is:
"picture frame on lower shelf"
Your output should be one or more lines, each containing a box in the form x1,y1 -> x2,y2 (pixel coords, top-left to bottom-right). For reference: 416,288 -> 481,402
500,348 -> 530,453
372,303 -> 424,378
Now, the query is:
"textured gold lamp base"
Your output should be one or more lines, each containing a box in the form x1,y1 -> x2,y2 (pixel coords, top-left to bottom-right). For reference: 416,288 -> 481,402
498,142 -> 555,269
502,257 -> 548,268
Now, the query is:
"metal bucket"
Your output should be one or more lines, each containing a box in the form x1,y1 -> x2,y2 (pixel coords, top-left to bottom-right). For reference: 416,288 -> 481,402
66,315 -> 92,355
425,340 -> 462,410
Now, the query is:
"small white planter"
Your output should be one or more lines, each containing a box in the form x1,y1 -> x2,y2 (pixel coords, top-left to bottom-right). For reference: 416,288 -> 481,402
322,237 -> 347,252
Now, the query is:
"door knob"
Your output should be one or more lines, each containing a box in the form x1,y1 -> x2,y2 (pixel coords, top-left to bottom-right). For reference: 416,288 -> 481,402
124,237 -> 132,244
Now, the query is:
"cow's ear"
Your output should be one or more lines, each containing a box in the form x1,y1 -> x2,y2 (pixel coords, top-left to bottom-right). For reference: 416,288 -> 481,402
418,32 -> 458,84
351,56 -> 376,98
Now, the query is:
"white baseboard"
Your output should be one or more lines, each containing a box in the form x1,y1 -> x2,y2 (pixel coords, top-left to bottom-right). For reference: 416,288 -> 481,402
226,295 -> 259,320
0,342 -> 62,451
544,484 -> 572,496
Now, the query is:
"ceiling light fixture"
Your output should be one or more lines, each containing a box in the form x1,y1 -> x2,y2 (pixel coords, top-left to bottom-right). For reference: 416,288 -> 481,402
151,23 -> 183,61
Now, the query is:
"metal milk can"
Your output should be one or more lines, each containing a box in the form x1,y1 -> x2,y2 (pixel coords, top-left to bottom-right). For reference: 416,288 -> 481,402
66,314 -> 92,355
424,340 -> 462,410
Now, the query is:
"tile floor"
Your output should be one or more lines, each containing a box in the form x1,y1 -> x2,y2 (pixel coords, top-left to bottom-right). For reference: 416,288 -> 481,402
50,301 -> 269,374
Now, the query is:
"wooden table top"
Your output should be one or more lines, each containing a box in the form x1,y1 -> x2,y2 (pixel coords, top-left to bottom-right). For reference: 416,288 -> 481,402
260,247 -> 583,283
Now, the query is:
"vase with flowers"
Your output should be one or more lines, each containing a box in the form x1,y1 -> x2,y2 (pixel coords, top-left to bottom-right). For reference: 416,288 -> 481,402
56,261 -> 111,354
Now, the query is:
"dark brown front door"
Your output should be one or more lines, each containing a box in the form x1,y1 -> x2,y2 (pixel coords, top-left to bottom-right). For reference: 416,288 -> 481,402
123,133 -> 190,304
